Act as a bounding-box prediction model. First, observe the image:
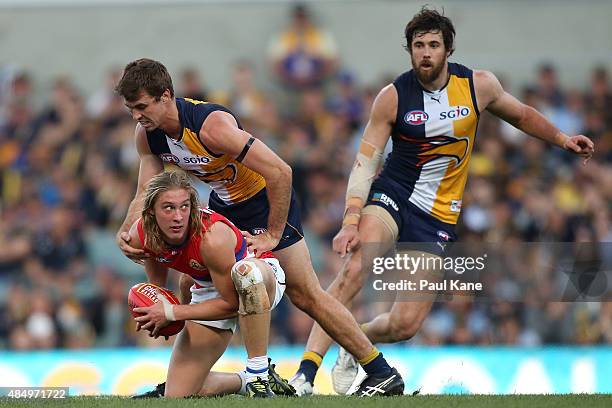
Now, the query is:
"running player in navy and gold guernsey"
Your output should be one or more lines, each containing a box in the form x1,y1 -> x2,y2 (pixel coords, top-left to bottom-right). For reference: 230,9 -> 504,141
369,61 -> 479,246
291,7 -> 594,396
147,97 -> 266,205
115,59 -> 404,397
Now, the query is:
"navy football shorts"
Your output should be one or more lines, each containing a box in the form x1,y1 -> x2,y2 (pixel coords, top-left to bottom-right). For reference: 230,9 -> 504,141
209,187 -> 304,251
365,177 -> 457,256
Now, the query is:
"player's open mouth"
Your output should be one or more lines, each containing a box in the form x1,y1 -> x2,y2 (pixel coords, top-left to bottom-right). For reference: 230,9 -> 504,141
170,226 -> 183,232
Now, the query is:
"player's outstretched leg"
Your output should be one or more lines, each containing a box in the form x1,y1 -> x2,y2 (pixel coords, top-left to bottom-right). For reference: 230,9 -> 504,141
276,238 -> 404,396
288,211 -> 397,395
343,259 -> 439,396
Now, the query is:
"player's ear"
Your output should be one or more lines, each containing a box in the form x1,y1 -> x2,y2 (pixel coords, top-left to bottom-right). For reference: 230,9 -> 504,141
161,89 -> 171,102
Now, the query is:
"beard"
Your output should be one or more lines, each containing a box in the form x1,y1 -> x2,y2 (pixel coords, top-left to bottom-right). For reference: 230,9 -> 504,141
413,57 -> 446,85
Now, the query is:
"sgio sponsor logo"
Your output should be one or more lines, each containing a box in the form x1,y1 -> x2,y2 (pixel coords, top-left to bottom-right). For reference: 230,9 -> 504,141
183,156 -> 210,164
440,106 -> 471,120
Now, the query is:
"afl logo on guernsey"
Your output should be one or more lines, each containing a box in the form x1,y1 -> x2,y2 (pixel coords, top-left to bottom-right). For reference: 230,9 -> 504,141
405,110 -> 429,125
160,153 -> 180,164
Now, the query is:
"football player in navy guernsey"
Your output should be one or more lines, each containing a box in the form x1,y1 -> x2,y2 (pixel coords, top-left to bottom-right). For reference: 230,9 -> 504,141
114,59 -> 403,396
290,7 -> 594,396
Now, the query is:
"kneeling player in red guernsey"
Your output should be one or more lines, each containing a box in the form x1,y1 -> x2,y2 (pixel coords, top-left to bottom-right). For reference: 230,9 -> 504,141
128,170 -> 293,398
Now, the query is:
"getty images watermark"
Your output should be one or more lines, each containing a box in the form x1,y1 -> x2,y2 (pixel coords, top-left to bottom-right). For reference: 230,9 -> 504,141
372,252 -> 487,292
361,242 -> 611,302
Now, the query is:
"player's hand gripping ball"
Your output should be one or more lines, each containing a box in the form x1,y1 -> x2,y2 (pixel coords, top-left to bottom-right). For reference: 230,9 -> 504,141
128,283 -> 185,337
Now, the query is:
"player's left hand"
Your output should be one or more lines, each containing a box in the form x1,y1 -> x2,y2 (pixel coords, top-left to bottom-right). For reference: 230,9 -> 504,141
563,135 -> 595,164
242,230 -> 280,257
133,302 -> 170,339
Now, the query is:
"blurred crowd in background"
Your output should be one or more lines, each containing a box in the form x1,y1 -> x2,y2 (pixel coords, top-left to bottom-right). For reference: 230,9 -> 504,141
0,4 -> 610,352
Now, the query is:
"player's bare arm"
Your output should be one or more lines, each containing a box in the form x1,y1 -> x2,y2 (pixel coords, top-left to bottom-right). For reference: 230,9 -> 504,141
333,84 -> 397,256
200,110 -> 293,254
475,70 -> 594,163
173,222 -> 240,322
117,124 -> 164,261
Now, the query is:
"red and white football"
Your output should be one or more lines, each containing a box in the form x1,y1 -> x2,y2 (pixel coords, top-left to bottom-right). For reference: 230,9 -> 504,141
127,283 -> 185,337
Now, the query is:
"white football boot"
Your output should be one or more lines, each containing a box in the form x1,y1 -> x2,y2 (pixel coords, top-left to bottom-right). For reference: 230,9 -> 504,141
288,372 -> 314,396
331,347 -> 359,395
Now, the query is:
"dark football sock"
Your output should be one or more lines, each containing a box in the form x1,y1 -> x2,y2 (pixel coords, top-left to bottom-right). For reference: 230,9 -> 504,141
298,351 -> 323,384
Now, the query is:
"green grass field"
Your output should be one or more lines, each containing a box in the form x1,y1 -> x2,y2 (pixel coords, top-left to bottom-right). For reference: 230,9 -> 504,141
1,395 -> 611,408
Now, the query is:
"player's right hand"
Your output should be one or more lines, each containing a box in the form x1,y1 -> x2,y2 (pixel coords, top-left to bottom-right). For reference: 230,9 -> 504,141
116,231 -> 148,264
242,230 -> 280,257
332,224 -> 360,257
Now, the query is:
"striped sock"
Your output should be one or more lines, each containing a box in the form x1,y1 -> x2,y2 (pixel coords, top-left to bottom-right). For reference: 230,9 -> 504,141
298,351 -> 323,384
359,348 -> 392,377
245,355 -> 268,383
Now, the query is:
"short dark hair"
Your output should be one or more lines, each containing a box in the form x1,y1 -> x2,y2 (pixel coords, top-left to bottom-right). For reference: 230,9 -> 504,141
404,7 -> 455,56
115,58 -> 174,102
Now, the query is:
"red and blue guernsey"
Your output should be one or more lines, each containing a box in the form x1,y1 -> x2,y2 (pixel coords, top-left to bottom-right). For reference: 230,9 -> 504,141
137,208 -> 249,284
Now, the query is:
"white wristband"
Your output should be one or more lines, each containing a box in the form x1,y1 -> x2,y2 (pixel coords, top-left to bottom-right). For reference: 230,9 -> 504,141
159,295 -> 176,321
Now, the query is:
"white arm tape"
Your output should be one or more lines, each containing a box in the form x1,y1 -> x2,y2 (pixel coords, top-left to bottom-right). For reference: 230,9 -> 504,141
346,143 -> 383,206
159,294 -> 176,321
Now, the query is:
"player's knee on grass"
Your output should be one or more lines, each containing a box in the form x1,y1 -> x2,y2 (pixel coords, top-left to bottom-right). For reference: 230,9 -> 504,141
231,260 -> 270,315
